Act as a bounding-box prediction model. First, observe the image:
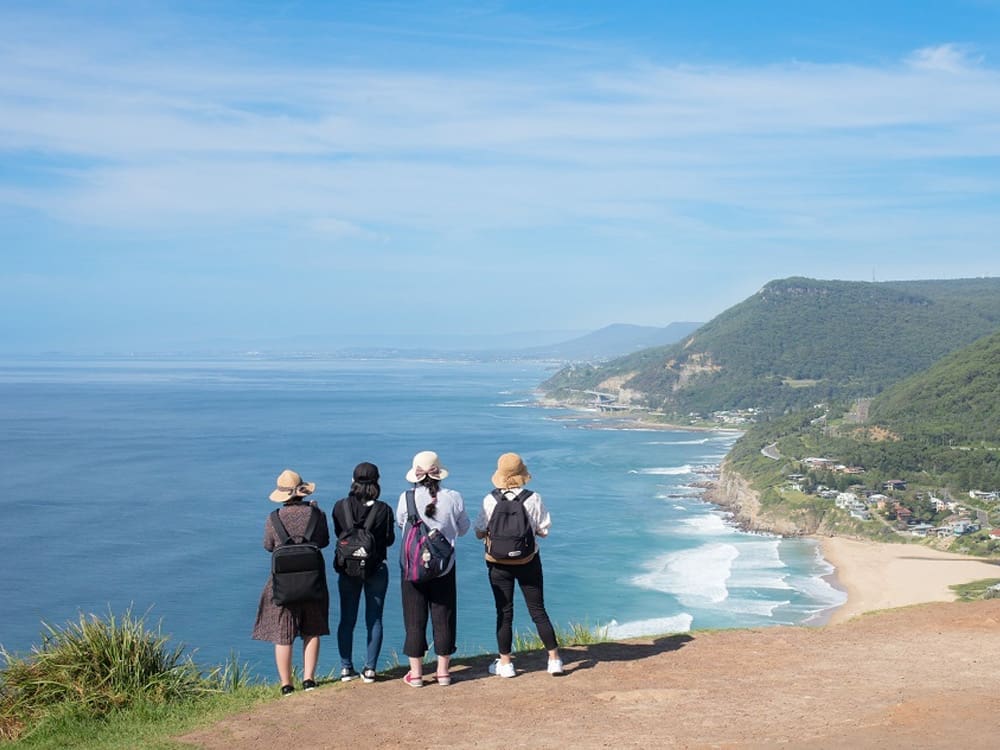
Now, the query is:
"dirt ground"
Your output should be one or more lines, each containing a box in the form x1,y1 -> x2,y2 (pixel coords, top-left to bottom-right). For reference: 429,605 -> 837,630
180,600 -> 1000,749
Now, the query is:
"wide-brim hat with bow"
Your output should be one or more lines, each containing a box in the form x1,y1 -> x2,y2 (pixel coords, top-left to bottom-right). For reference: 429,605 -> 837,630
405,451 -> 449,483
269,469 -> 316,502
492,452 -> 531,489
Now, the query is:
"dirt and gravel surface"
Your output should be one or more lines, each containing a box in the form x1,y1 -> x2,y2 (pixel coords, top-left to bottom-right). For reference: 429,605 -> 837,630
180,600 -> 1000,749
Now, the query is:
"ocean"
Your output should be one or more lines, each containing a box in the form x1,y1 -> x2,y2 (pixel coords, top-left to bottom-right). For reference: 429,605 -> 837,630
0,356 -> 845,679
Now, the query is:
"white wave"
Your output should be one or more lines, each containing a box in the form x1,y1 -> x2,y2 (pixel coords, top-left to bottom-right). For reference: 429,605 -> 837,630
794,574 -> 848,608
632,542 -> 737,604
644,438 -> 710,445
720,598 -> 792,617
605,614 -> 693,639
675,513 -> 737,536
673,505 -> 686,511
494,401 -> 533,408
630,465 -> 693,476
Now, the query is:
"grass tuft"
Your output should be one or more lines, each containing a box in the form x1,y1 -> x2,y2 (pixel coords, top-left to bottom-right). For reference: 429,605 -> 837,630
512,620 -> 610,652
0,608 -> 243,743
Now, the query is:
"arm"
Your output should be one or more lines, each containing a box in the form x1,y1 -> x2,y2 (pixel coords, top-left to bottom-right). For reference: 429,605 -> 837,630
454,492 -> 471,537
263,515 -> 276,552
312,504 -> 331,548
474,493 -> 494,539
527,492 -> 552,537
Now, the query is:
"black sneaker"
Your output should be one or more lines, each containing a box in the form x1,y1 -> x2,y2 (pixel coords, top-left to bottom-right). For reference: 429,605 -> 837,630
340,667 -> 359,682
302,679 -> 317,691
280,684 -> 295,696
361,667 -> 376,683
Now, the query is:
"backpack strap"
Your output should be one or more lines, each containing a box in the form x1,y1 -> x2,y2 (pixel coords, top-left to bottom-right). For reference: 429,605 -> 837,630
301,505 -> 320,543
405,489 -> 420,524
361,503 -> 379,531
492,488 -> 533,503
272,505 -> 319,544
271,509 -> 292,544
512,489 -> 533,504
342,499 -> 355,529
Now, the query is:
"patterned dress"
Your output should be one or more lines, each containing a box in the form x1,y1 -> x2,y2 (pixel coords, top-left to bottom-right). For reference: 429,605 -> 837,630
252,501 -> 331,645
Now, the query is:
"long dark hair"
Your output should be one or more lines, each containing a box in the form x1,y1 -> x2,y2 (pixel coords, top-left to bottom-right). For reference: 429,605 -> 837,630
418,477 -> 440,518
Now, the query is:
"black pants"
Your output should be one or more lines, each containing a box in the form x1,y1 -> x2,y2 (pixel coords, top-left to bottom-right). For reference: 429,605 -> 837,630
400,566 -> 457,657
487,554 -> 558,654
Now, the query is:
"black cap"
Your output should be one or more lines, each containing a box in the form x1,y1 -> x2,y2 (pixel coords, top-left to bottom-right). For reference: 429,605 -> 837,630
352,462 -> 380,484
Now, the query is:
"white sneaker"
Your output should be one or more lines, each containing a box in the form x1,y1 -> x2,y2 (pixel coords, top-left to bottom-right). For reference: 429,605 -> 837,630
488,658 -> 516,678
547,659 -> 564,675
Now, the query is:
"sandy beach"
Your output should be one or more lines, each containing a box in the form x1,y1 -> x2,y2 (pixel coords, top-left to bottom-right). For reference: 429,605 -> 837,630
820,536 -> 1000,624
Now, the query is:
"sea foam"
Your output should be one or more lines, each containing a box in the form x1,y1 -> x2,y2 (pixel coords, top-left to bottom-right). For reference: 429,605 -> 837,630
632,542 -> 738,604
631,465 -> 694,476
605,614 -> 694,639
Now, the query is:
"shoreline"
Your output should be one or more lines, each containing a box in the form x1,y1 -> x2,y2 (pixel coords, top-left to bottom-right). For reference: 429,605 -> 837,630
540,394 -> 1000,626
817,536 -> 1000,624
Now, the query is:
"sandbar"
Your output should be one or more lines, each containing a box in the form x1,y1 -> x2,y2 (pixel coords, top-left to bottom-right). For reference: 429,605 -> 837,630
820,536 -> 1000,624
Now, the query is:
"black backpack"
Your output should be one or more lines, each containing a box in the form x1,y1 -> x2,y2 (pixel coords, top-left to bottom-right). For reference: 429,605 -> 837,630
486,489 -> 535,564
335,501 -> 379,578
270,506 -> 327,606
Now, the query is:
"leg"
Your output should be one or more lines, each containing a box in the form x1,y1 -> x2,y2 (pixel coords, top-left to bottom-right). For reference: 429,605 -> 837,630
362,563 -> 389,670
401,579 -> 429,661
427,567 -> 458,657
488,562 -> 517,662
516,555 -> 559,653
274,643 -> 293,687
337,574 -> 363,669
302,635 -> 321,681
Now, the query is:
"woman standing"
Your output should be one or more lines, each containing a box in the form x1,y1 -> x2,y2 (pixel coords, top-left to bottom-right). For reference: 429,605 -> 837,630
252,469 -> 330,695
475,452 -> 563,677
331,462 -> 395,683
396,450 -> 470,687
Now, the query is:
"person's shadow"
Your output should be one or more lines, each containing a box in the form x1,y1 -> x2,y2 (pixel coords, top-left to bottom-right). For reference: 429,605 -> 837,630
444,633 -> 694,682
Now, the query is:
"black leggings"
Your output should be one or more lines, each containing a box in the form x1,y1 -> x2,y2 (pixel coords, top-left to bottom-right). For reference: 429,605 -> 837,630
400,566 -> 457,657
487,554 -> 557,654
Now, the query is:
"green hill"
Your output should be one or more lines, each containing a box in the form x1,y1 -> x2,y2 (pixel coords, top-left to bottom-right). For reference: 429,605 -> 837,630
543,277 -> 1000,418
867,329 -> 1000,444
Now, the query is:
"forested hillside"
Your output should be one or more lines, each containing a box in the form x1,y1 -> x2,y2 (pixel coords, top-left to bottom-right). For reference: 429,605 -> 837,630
731,329 -> 1000,500
543,277 -> 1000,418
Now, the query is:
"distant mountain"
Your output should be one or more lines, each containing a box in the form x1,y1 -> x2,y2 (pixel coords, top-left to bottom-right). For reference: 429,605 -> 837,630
521,322 -> 703,361
543,277 -> 1000,417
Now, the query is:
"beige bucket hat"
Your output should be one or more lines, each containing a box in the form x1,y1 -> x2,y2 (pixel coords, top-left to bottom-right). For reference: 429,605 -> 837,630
269,469 -> 316,503
405,451 -> 449,483
492,452 -> 531,489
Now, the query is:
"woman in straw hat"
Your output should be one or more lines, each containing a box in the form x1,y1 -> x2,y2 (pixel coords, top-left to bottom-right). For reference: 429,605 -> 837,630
475,452 -> 563,678
252,469 -> 330,695
395,450 -> 470,687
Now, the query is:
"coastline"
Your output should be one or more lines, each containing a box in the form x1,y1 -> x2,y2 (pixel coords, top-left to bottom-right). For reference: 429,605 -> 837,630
541,395 -> 1000,626
817,536 -> 1000,624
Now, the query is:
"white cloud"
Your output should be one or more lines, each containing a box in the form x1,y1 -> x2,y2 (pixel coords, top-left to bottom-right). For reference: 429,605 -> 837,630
906,44 -> 980,73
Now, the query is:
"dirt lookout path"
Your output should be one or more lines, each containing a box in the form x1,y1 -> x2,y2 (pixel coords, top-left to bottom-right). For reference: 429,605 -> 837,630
181,599 -> 1000,749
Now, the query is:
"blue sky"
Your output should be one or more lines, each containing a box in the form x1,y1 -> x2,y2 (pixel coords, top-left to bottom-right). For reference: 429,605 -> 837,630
2,1 -> 999,352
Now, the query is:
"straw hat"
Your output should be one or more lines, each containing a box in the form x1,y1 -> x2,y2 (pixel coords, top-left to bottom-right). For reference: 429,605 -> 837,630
492,452 -> 531,489
269,469 -> 316,503
405,451 -> 449,483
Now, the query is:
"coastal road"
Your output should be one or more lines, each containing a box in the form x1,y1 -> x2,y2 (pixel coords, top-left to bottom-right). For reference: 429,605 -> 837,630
761,442 -> 781,460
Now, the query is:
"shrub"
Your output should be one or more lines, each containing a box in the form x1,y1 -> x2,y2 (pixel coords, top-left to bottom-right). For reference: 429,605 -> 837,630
0,608 -> 218,742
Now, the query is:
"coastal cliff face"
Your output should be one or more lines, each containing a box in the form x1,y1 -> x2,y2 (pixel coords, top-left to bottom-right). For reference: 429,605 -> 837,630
707,461 -> 832,536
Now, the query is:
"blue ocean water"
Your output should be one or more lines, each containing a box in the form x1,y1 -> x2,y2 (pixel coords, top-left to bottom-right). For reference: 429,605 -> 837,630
0,357 -> 844,679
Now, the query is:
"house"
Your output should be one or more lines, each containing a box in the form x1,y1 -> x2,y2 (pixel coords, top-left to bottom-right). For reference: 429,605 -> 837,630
969,490 -> 1000,502
910,523 -> 935,537
883,479 -> 908,492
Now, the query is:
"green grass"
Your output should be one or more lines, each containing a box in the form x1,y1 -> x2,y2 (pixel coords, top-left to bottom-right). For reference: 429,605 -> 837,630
0,609 -> 261,747
949,578 -> 1000,602
512,621 -> 611,652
